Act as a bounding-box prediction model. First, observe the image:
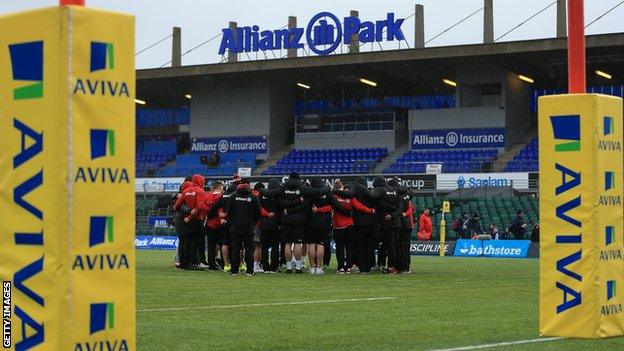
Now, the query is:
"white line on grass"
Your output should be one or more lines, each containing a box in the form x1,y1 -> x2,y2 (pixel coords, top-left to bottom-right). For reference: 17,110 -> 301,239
137,297 -> 398,312
427,337 -> 564,351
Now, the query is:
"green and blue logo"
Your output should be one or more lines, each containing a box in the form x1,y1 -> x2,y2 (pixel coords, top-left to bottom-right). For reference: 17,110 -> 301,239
89,216 -> 114,247
606,226 -> 615,246
605,171 -> 615,191
90,41 -> 115,72
90,129 -> 116,160
550,115 -> 580,152
604,116 -> 614,136
607,280 -> 616,301
90,302 -> 115,334
9,41 -> 43,100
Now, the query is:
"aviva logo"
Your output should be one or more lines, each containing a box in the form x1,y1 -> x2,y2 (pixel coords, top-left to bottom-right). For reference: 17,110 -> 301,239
604,116 -> 614,136
90,41 -> 115,72
605,171 -> 615,191
90,129 -> 116,160
607,280 -> 616,301
550,115 -> 580,152
9,41 -> 44,100
90,302 -> 114,334
606,226 -> 615,246
89,216 -> 114,247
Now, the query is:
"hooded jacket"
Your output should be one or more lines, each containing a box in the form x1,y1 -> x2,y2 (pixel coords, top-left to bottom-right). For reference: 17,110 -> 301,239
173,175 -> 206,221
226,183 -> 261,235
258,178 -> 282,230
306,178 -> 341,230
394,184 -> 414,229
373,177 -> 402,229
350,177 -> 378,228
173,181 -> 193,232
279,177 -> 310,225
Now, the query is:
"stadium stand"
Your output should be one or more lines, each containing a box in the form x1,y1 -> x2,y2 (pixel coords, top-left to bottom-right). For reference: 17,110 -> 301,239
136,108 -> 190,127
262,147 -> 388,175
505,137 -> 538,172
156,152 -> 256,177
385,149 -> 498,174
296,94 -> 455,115
413,195 -> 539,240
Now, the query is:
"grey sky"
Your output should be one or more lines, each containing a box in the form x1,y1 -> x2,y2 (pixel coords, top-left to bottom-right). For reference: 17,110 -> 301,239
2,0 -> 623,69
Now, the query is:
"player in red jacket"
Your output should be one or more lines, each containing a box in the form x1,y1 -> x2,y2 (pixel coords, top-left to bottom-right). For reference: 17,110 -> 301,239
418,209 -> 433,241
173,174 -> 207,270
200,181 -> 224,270
332,180 -> 354,274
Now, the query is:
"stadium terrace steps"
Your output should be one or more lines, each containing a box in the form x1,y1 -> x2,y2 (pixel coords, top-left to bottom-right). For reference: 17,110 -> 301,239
253,146 -> 292,176
493,129 -> 537,172
375,142 -> 410,174
262,147 -> 388,175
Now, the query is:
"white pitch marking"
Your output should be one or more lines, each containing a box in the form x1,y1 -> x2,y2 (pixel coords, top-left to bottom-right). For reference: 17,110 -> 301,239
137,297 -> 398,312
426,337 -> 564,351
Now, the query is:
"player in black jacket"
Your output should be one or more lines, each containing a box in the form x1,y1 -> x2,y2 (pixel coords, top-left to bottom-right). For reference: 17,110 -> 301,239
373,177 -> 403,275
390,178 -> 413,274
226,180 -> 262,275
305,178 -> 350,274
207,176 -> 239,272
258,178 -> 282,273
279,173 -> 310,273
333,177 -> 379,273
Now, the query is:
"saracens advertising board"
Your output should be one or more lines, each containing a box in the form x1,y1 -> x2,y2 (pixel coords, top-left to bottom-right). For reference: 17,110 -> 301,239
0,6 -> 136,350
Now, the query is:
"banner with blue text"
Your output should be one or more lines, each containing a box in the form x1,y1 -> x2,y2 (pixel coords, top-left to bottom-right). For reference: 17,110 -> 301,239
191,136 -> 267,154
411,128 -> 505,150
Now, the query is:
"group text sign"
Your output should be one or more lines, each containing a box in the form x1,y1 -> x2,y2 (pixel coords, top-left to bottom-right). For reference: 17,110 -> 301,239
411,128 -> 505,150
191,136 -> 267,154
539,94 -> 624,338
219,12 -> 405,56
0,6 -> 136,350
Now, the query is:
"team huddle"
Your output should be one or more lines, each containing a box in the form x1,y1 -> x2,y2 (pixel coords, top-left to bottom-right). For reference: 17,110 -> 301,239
172,172 -> 419,275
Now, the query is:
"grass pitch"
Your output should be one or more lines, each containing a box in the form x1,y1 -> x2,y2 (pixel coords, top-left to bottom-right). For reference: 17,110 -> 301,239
136,250 -> 623,350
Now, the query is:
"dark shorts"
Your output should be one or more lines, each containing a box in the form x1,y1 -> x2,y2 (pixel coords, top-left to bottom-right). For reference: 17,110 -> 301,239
306,228 -> 330,245
282,223 -> 305,244
217,228 -> 230,246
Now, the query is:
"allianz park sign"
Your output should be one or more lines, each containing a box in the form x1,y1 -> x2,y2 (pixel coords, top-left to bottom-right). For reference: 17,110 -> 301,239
218,12 -> 405,56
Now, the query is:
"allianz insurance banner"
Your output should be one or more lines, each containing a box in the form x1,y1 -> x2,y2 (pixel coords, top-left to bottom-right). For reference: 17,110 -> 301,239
411,128 -> 504,150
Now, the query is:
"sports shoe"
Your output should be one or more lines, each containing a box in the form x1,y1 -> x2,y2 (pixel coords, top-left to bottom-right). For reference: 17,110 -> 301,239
386,268 -> 398,275
316,268 -> 325,275
197,263 -> 209,269
351,266 -> 360,274
338,268 -> 345,274
173,262 -> 181,269
295,269 -> 303,274
224,264 -> 232,273
400,270 -> 412,275
230,272 -> 238,276
240,263 -> 247,272
246,272 -> 255,276
371,265 -> 380,271
310,267 -> 317,275
285,269 -> 293,274
264,270 -> 276,274
253,267 -> 265,274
